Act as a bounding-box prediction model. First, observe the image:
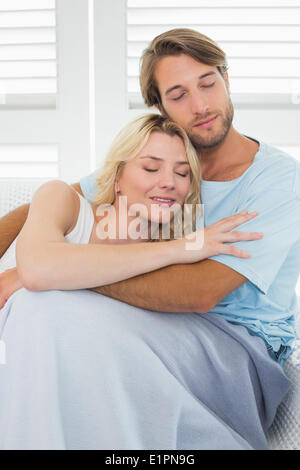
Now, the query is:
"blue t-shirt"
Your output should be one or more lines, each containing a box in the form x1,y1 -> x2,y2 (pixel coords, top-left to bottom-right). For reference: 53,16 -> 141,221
80,140 -> 300,364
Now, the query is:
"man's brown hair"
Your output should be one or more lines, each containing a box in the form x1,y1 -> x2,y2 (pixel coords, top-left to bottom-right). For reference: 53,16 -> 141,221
140,28 -> 228,108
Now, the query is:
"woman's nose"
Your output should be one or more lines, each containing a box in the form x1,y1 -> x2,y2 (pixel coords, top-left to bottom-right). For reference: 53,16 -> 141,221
158,171 -> 176,190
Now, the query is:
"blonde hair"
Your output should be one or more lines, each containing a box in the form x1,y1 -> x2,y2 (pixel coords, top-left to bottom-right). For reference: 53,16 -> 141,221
93,113 -> 201,241
140,28 -> 228,108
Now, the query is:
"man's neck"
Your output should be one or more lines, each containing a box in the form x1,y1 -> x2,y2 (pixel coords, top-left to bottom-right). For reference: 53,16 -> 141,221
199,127 -> 259,182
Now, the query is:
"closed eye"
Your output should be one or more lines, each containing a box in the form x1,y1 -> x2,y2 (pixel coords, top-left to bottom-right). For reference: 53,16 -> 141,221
172,93 -> 185,101
202,82 -> 215,88
145,168 -> 188,177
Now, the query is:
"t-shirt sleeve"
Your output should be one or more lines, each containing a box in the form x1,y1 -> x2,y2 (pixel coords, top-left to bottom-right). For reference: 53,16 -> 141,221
79,169 -> 100,204
209,182 -> 300,295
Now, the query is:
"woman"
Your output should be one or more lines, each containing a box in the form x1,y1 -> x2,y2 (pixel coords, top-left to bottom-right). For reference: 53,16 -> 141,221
0,114 -> 260,302
0,115 -> 283,451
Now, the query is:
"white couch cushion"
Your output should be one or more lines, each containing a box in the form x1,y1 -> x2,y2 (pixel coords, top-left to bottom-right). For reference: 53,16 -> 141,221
0,178 -> 48,218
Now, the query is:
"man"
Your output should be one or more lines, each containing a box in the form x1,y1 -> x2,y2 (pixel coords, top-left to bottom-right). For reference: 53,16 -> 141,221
0,28 -> 299,449
79,29 -> 300,363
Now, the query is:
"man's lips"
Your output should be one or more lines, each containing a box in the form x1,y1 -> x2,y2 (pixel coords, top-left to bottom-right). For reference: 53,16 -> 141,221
193,115 -> 217,129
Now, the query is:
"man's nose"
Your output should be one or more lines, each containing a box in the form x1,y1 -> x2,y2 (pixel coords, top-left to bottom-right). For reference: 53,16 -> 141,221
190,89 -> 209,115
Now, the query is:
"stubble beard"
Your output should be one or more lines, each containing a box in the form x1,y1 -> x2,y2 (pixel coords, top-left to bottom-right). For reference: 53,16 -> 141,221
187,98 -> 234,151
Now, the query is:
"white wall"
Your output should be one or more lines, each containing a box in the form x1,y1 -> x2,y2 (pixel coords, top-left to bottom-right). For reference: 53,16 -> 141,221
0,0 -> 91,183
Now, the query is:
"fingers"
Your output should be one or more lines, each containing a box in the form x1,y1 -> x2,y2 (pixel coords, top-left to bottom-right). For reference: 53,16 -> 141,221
216,211 -> 259,232
218,230 -> 264,243
219,244 -> 252,258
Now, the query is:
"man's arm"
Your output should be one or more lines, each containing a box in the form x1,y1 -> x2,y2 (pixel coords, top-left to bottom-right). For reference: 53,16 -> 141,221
0,181 -> 83,258
90,259 -> 247,314
0,203 -> 30,258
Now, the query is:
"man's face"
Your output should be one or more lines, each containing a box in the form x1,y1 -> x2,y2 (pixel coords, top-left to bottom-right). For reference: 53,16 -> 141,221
154,54 -> 234,150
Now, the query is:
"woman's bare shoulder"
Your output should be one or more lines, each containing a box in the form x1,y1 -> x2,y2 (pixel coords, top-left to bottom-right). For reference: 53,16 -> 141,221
33,179 -> 71,195
30,180 -> 80,235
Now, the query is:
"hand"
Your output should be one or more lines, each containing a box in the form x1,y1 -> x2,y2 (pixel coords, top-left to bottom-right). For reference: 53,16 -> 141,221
174,211 -> 264,264
0,267 -> 23,309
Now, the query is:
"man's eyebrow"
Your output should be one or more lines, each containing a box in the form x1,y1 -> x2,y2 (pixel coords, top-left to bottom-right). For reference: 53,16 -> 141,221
165,71 -> 216,96
140,155 -> 189,165
198,71 -> 216,80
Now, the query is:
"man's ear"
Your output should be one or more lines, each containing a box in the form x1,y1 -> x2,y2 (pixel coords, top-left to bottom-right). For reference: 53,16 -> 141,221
156,104 -> 163,115
224,71 -> 230,93
156,103 -> 167,117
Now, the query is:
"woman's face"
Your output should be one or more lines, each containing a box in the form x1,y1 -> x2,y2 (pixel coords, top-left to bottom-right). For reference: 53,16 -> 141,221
116,131 -> 191,225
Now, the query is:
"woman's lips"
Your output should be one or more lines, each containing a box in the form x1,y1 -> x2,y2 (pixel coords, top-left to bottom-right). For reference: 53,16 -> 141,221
150,197 -> 176,207
194,115 -> 217,129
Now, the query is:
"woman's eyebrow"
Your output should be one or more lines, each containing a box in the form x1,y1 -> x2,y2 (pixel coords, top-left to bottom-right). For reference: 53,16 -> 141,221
140,155 -> 189,165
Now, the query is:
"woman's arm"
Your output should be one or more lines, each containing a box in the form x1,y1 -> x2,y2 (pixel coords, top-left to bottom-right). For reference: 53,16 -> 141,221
16,181 -> 262,293
16,180 -> 179,291
0,181 -> 83,259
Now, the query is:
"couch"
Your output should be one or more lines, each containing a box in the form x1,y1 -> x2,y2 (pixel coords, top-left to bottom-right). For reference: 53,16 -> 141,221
0,178 -> 299,450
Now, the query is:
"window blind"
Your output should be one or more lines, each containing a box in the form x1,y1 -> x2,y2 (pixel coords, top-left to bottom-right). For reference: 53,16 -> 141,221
127,0 -> 300,108
0,0 -> 56,108
0,144 -> 58,177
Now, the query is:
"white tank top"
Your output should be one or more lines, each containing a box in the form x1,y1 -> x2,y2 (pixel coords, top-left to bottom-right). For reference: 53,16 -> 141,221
0,193 -> 95,273
65,193 -> 95,244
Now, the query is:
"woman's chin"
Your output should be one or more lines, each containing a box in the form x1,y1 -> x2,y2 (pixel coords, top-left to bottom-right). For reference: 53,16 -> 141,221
148,215 -> 172,225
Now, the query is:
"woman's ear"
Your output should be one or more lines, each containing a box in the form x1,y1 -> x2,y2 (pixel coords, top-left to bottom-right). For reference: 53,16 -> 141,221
115,182 -> 120,193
